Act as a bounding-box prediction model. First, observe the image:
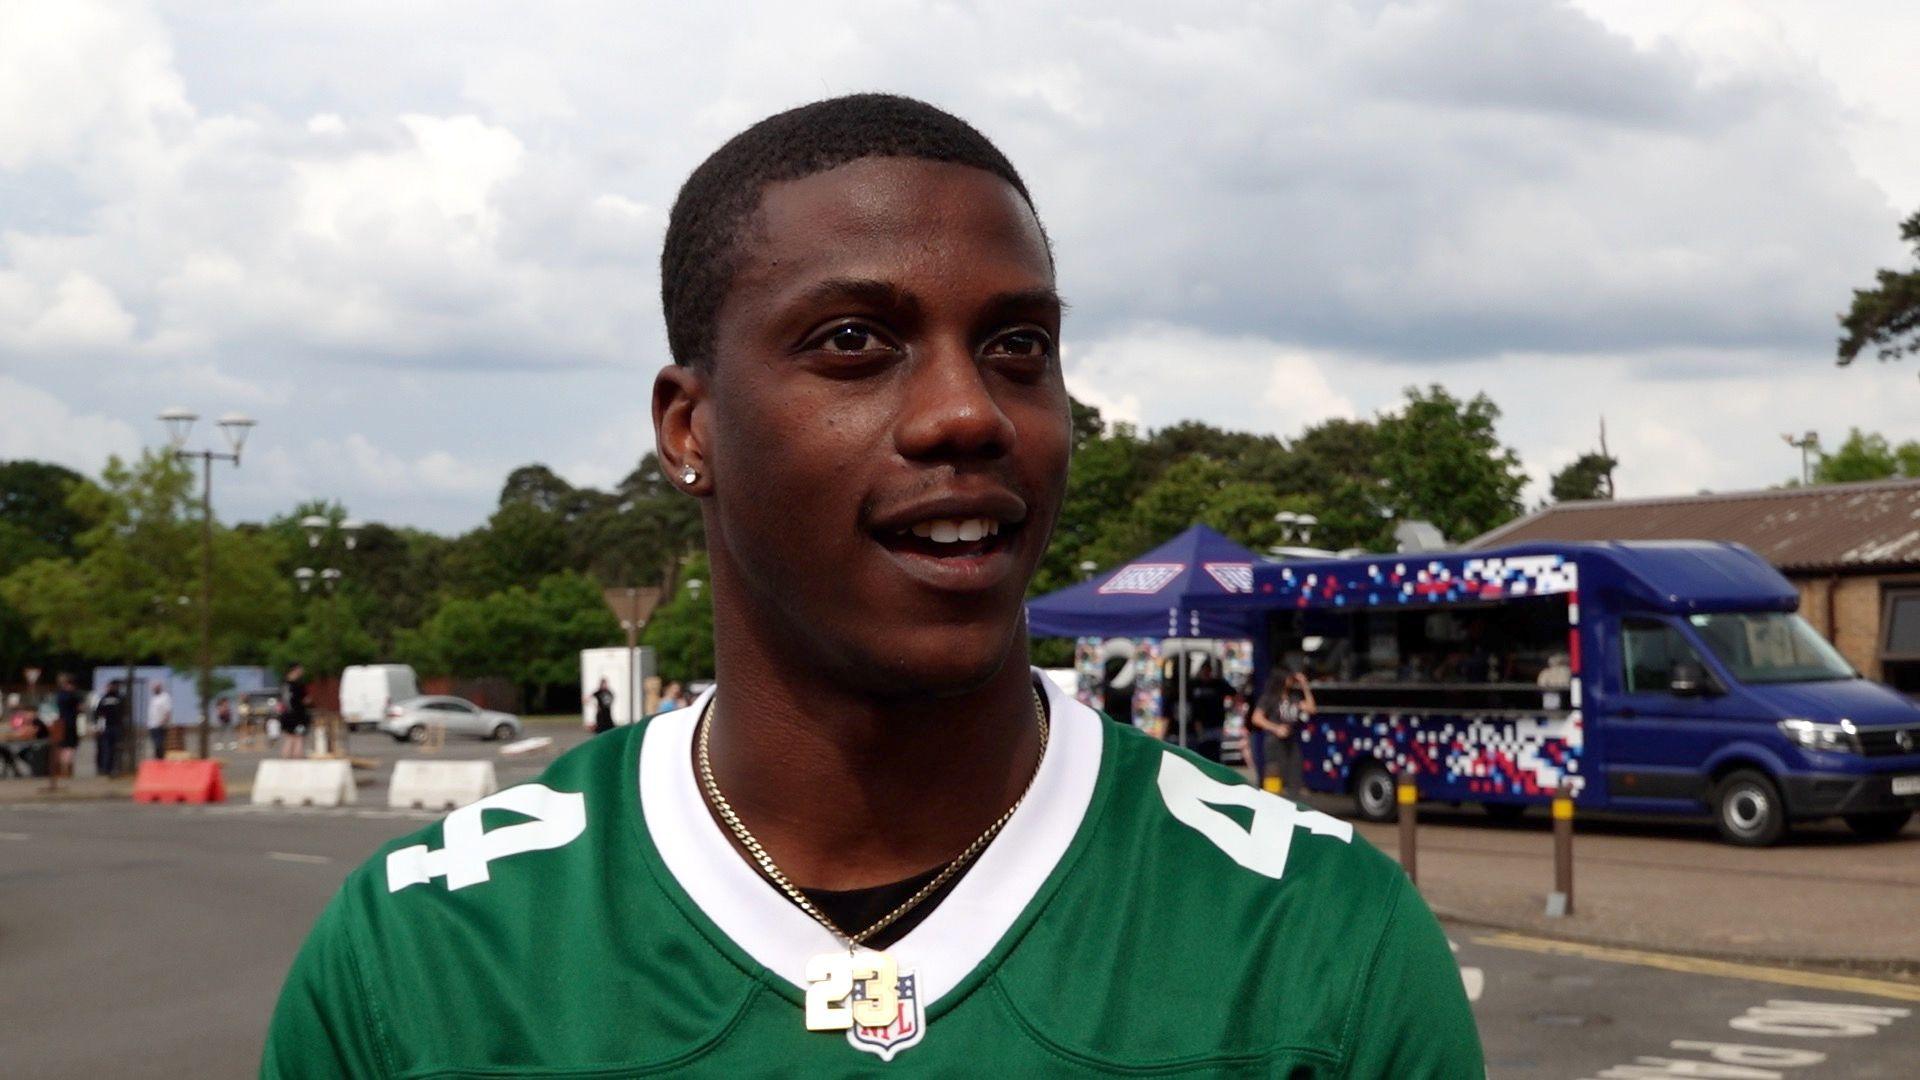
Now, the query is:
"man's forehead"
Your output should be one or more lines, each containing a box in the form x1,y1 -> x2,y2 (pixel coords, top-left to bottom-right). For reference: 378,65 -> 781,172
733,157 -> 1052,295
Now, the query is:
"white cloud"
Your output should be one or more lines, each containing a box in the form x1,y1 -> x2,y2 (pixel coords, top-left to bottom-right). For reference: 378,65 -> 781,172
2,0 -> 1915,535
0,374 -> 142,471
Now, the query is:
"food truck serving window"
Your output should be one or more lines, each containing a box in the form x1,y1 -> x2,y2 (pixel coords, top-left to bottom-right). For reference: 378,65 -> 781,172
1268,593 -> 1574,714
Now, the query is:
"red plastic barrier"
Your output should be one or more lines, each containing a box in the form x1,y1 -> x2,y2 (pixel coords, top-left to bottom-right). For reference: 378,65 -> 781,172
132,759 -> 226,804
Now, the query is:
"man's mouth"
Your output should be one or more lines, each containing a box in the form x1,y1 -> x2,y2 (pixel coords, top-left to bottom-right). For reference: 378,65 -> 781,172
879,516 -> 1017,560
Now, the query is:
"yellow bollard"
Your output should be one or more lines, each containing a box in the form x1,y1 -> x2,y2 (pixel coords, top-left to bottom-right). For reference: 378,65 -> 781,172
1549,784 -> 1574,917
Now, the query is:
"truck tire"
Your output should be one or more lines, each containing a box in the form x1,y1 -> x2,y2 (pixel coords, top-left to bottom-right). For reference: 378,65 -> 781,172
1843,810 -> 1913,840
1714,769 -> 1787,846
1353,763 -> 1397,823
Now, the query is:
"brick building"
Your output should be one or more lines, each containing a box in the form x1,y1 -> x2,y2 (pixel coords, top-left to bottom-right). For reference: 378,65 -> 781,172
1469,478 -> 1920,693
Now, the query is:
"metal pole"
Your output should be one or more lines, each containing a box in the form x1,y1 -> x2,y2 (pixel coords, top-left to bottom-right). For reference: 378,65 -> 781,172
1176,643 -> 1188,748
197,454 -> 214,760
1397,774 -> 1418,885
1550,783 -> 1575,916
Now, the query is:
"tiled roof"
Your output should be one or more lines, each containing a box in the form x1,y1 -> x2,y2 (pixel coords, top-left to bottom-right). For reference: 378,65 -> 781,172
1468,479 -> 1920,572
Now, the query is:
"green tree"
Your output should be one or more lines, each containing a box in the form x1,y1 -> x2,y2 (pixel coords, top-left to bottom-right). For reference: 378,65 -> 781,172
0,452 -> 292,672
1549,452 -> 1618,503
1838,209 -> 1920,367
395,571 -> 620,705
643,553 -> 714,683
1373,385 -> 1526,544
1813,428 -> 1920,483
0,460 -> 98,682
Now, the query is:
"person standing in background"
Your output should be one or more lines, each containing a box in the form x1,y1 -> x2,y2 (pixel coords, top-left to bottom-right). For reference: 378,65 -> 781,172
282,663 -> 310,759
587,678 -> 616,734
148,681 -> 173,761
1251,668 -> 1314,796
53,673 -> 82,778
94,679 -> 126,777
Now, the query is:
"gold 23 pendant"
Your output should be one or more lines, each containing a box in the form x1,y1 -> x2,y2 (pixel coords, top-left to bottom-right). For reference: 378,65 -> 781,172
804,950 -> 901,1031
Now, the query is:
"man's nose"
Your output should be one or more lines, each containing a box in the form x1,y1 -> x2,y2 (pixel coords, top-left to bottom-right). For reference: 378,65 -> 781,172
892,338 -> 1015,461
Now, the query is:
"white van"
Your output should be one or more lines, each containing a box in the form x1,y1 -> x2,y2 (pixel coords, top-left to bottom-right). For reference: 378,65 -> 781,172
339,664 -> 420,731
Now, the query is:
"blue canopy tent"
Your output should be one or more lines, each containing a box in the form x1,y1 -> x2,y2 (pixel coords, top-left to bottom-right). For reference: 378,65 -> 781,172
1026,525 -> 1265,749
1026,524 -> 1265,640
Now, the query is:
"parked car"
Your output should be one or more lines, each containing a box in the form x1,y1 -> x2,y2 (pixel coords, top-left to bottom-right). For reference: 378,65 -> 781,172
381,695 -> 522,743
211,688 -> 281,724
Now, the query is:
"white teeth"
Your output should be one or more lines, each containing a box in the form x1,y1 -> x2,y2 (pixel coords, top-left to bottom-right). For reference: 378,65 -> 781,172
903,517 -> 1000,544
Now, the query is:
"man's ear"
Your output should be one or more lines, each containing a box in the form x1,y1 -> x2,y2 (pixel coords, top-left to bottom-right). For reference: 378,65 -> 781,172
652,363 -> 709,494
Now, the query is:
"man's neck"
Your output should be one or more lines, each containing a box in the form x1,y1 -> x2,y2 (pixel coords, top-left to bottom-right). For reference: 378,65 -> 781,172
700,614 -> 1045,893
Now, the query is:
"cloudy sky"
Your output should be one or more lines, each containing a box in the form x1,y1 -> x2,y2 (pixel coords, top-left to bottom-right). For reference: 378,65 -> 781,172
3,0 -> 1916,534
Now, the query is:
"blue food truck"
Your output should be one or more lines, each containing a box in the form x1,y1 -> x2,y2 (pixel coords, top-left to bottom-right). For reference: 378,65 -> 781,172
1250,541 -> 1920,844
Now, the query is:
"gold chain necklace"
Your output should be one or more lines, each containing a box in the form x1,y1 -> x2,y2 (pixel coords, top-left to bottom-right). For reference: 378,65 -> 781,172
694,688 -> 1049,1032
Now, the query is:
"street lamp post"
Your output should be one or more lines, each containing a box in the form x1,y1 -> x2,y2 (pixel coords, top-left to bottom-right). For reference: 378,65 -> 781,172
160,408 -> 255,760
297,515 -> 362,756
1782,431 -> 1819,486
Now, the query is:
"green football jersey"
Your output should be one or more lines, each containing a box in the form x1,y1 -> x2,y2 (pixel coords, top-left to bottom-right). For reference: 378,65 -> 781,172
263,675 -> 1482,1078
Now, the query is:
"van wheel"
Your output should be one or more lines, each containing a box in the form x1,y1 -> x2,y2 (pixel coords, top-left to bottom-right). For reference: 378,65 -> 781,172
1843,810 -> 1913,840
1353,764 -> 1397,823
1714,769 -> 1787,846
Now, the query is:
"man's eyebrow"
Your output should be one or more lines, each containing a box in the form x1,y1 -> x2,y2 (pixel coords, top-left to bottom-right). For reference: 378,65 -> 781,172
793,277 -> 920,313
982,287 -> 1066,320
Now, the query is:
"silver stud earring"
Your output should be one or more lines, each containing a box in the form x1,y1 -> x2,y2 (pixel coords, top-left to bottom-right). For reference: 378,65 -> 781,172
680,464 -> 698,485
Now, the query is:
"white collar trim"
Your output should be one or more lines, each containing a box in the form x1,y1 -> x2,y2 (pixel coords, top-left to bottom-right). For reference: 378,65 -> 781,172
638,670 -> 1102,1008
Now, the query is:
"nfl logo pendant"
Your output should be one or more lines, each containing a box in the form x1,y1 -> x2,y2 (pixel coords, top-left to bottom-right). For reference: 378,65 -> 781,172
847,967 -> 924,1062
803,950 -> 926,1061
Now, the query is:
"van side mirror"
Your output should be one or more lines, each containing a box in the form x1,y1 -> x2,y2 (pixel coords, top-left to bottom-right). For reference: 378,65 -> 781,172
1669,661 -> 1716,697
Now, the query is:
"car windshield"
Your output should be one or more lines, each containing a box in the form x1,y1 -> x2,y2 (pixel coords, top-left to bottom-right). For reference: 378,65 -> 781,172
1687,612 -> 1856,684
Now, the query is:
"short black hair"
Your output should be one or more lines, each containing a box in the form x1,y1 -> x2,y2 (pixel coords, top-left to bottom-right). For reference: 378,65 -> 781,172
660,93 -> 1042,368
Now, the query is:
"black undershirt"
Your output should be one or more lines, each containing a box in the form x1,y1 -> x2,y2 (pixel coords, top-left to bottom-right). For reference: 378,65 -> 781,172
800,859 -> 974,950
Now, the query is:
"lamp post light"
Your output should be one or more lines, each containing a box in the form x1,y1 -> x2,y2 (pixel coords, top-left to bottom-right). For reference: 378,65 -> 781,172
1782,431 -> 1820,486
159,407 -> 255,760
295,515 -> 362,756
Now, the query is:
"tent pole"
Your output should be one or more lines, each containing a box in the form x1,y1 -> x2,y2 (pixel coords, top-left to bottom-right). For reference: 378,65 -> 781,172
1177,640 -> 1189,749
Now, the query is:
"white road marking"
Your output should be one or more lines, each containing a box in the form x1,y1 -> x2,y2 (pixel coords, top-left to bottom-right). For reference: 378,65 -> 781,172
1449,938 -> 1486,1002
266,851 -> 333,865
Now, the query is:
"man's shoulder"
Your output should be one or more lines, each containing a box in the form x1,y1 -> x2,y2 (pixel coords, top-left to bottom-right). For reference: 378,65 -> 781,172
993,721 -> 1440,1067
338,723 -> 645,906
1092,721 -> 1403,902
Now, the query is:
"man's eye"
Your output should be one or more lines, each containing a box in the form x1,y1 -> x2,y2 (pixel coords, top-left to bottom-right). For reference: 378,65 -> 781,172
822,324 -> 885,352
986,329 -> 1051,359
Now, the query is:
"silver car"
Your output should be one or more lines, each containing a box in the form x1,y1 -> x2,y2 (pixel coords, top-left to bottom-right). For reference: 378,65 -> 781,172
381,695 -> 523,743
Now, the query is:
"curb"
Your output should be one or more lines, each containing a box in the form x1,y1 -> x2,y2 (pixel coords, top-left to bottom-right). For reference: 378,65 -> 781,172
1433,906 -> 1920,982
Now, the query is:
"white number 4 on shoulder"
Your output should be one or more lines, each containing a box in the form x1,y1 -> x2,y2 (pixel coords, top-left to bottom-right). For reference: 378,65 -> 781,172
387,784 -> 587,892
1157,752 -> 1351,878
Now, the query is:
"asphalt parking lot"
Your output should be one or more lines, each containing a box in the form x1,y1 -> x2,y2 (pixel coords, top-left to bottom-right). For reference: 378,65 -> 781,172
2,744 -> 1915,1078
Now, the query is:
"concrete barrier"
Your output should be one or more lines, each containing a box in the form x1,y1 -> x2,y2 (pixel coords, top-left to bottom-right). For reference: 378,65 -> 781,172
252,759 -> 356,807
389,760 -> 498,810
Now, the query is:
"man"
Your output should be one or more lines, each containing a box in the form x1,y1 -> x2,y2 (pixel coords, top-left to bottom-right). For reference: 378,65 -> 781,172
281,663 -> 309,759
93,679 -> 126,777
265,94 -> 1481,1076
147,681 -> 172,762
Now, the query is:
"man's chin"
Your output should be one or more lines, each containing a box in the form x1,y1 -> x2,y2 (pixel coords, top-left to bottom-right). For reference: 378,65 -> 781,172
839,629 -> 1029,701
